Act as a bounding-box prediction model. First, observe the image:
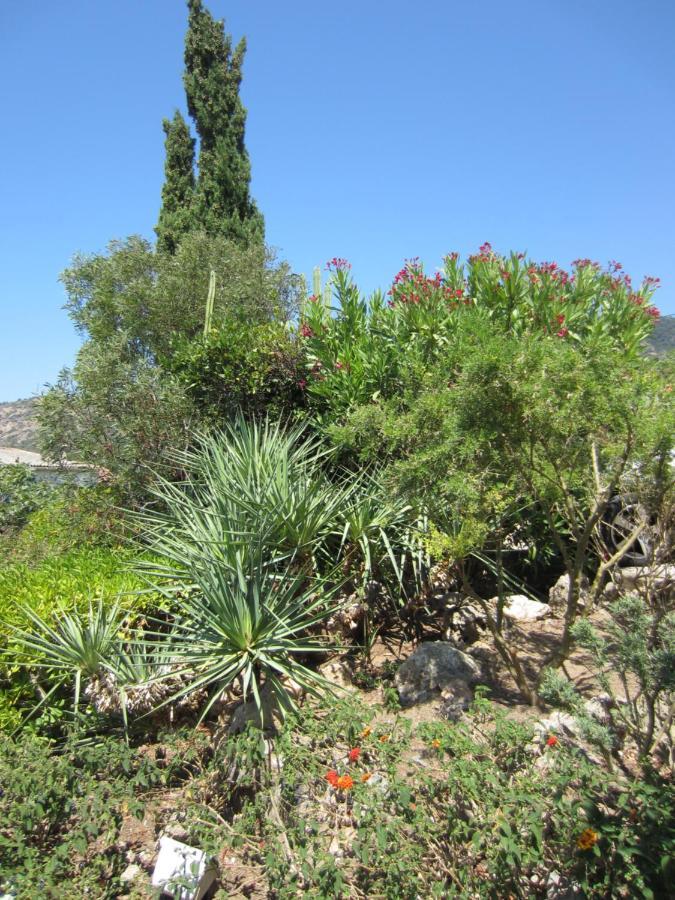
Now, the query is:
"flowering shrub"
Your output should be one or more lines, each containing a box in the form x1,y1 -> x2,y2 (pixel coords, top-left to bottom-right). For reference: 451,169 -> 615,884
299,248 -> 661,424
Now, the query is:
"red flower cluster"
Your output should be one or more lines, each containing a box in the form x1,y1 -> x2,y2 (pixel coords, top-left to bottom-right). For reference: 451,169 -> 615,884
325,770 -> 354,791
546,734 -> 558,747
571,258 -> 600,270
348,747 -> 361,762
469,241 -> 494,264
299,323 -> 313,338
326,257 -> 351,271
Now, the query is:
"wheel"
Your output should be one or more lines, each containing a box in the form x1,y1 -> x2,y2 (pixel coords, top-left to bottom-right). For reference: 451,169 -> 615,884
600,495 -> 653,566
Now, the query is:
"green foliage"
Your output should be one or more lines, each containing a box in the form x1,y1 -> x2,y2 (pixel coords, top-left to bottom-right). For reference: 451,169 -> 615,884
181,695 -> 674,898
3,484 -> 126,565
0,728 -> 209,898
0,548 -> 149,731
169,320 -> 305,421
301,251 -> 661,430
155,110 -> 196,254
0,464 -> 53,531
571,595 -> 675,762
40,232 -> 302,498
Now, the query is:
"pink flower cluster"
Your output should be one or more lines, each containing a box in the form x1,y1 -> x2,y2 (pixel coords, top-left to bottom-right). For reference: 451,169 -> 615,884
326,257 -> 351,272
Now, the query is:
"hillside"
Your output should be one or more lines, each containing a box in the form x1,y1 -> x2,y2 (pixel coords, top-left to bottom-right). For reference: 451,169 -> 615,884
646,314 -> 675,356
0,398 -> 40,451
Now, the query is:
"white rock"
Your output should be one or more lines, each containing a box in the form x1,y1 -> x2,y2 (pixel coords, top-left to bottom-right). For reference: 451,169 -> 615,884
395,642 -> 481,706
616,564 -> 675,592
151,836 -> 217,900
548,574 -> 589,612
534,711 -> 579,738
120,863 -> 142,884
365,773 -> 389,794
501,594 -> 551,622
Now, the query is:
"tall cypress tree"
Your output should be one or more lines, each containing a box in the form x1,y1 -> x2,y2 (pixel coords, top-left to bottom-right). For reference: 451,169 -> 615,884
155,111 -> 196,254
156,0 -> 264,250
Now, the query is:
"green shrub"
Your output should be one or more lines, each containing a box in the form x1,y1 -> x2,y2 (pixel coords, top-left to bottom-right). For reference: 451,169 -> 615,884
169,320 -> 305,421
301,253 -> 660,423
183,694 -> 675,898
0,548 -> 151,731
0,464 -> 54,532
0,728 -> 210,898
3,484 -> 127,565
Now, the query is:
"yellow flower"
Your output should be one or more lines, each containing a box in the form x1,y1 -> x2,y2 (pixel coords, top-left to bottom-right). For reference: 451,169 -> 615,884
361,726 -> 372,739
431,739 -> 441,750
577,828 -> 599,851
378,734 -> 390,744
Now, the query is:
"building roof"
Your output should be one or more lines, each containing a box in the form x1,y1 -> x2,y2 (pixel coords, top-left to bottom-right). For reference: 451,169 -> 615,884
0,447 -> 93,470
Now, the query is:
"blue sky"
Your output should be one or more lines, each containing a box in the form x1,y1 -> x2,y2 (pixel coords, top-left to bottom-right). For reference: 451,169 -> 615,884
1,0 -> 674,401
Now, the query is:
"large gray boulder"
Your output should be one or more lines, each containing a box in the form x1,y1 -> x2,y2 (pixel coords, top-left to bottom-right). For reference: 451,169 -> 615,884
395,642 -> 481,707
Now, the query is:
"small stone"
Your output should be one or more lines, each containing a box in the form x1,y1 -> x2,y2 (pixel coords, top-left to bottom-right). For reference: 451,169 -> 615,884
548,574 -> 589,612
318,658 -> 355,692
120,863 -> 142,884
365,773 -> 389,794
501,595 -> 551,622
616,564 -> 675,592
163,820 -> 190,843
534,711 -> 580,738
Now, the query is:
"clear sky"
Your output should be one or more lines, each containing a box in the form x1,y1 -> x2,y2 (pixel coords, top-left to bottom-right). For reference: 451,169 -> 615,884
1,0 -> 674,401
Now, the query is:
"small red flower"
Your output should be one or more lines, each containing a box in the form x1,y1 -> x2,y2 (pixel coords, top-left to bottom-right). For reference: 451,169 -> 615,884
546,735 -> 558,747
556,327 -> 569,338
298,379 -> 307,390
556,314 -> 565,325
348,747 -> 361,762
325,770 -> 339,787
299,323 -> 313,338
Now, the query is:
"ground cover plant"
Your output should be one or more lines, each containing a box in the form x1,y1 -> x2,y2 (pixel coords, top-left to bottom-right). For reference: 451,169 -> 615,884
1,694 -> 672,899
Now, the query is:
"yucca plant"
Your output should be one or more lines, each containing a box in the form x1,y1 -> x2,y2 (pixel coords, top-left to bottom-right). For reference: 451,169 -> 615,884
335,480 -> 421,600
139,540 -> 343,725
135,417 -> 351,584
3,600 -> 126,725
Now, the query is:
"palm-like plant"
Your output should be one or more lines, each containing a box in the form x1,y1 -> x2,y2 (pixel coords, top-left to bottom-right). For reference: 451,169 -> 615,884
3,600 -> 125,722
335,478 -> 430,603
141,540 -> 342,724
135,417 -> 351,587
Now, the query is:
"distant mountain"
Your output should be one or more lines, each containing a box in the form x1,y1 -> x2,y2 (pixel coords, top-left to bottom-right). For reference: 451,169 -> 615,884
646,315 -> 675,357
0,398 -> 40,451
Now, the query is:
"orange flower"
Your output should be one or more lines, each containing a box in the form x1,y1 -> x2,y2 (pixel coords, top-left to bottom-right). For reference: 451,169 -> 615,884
546,735 -> 558,747
361,726 -> 372,738
431,739 -> 441,749
337,774 -> 354,791
378,734 -> 390,744
361,772 -> 372,783
348,747 -> 361,762
325,770 -> 339,788
577,828 -> 599,851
